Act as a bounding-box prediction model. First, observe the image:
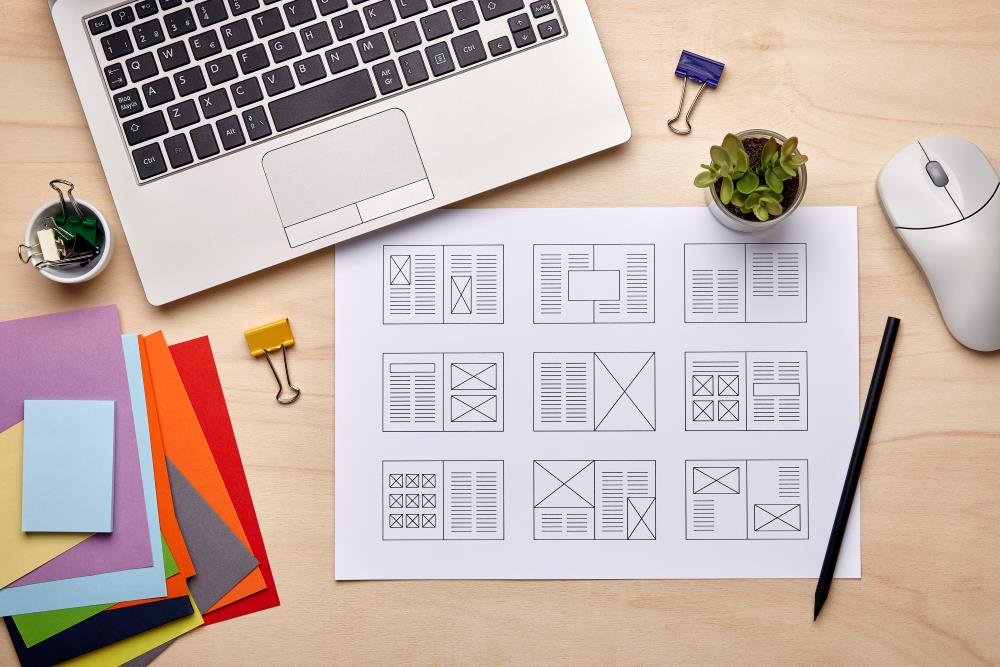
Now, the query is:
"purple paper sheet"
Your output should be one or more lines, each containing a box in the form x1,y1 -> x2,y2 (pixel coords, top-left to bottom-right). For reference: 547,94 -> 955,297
1,306 -> 152,585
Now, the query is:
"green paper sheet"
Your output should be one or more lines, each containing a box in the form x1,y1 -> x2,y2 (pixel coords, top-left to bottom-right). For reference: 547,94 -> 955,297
12,537 -> 178,648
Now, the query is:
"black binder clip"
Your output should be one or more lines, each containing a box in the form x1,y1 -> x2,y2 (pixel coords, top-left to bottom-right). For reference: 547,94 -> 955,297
667,51 -> 725,136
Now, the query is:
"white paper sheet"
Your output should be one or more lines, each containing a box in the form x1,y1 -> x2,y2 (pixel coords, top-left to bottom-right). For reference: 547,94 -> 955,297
335,208 -> 860,579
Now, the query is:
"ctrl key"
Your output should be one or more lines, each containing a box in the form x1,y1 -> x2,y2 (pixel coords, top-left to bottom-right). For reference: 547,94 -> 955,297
132,143 -> 167,180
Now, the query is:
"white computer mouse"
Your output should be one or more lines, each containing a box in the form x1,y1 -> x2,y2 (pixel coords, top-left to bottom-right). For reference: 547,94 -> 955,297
878,136 -> 1000,351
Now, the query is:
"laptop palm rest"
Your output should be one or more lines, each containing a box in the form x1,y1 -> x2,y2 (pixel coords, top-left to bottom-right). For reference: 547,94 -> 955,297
262,109 -> 433,248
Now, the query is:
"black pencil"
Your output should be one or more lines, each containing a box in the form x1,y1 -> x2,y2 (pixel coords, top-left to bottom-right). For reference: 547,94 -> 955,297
814,316 -> 900,621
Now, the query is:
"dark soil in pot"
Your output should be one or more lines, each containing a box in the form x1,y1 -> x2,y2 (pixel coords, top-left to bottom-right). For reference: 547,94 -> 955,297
714,137 -> 801,221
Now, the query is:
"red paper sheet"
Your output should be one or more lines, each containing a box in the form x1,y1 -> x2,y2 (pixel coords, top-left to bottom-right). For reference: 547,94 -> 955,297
170,337 -> 280,624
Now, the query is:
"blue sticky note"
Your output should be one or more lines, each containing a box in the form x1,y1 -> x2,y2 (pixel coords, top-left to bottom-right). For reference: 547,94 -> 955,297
22,400 -> 116,533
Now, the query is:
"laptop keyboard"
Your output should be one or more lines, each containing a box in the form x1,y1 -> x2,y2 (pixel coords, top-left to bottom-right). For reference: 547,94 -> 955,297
85,0 -> 565,183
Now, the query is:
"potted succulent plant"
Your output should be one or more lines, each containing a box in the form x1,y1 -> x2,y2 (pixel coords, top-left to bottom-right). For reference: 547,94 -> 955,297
695,130 -> 808,232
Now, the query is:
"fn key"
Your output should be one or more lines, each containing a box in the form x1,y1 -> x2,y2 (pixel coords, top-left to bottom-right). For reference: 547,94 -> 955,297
132,143 -> 167,179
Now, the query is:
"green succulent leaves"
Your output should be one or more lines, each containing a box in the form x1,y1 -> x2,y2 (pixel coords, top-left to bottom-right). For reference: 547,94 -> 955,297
694,133 -> 808,222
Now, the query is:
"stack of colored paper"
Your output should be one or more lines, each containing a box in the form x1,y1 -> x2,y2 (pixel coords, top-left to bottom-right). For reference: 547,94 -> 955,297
0,306 -> 279,666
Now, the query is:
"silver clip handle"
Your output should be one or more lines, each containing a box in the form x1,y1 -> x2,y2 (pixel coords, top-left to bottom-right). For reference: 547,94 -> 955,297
667,77 -> 709,136
262,345 -> 301,405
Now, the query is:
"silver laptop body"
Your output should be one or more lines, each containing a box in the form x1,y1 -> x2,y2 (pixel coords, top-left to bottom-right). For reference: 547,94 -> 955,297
51,0 -> 630,304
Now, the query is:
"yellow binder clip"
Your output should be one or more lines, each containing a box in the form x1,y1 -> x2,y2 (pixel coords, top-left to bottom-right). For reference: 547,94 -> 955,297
245,318 -> 301,405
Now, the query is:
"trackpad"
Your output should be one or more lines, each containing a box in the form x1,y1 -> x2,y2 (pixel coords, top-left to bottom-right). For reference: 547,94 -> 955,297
262,109 -> 433,248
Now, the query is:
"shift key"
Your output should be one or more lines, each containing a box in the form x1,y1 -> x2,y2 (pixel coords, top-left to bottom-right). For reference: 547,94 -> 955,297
122,111 -> 168,146
269,70 -> 376,132
478,0 -> 523,20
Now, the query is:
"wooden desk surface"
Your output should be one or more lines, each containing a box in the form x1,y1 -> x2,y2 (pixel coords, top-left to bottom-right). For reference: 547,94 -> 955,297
3,1 -> 1000,663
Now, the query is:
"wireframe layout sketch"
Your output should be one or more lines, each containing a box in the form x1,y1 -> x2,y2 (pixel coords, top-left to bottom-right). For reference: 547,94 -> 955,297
383,353 -> 503,432
534,244 -> 654,323
684,243 -> 806,323
383,245 -> 504,324
533,460 -> 655,540
685,459 -> 808,540
383,460 -> 504,540
534,353 -> 656,431
685,352 -> 808,431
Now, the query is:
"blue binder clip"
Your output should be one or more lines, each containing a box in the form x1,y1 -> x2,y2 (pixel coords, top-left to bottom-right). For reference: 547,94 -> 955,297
667,51 -> 725,136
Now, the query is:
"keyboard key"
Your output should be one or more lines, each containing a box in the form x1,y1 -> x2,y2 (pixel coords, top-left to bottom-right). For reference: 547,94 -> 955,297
252,8 -> 284,37
262,66 -> 295,95
198,88 -> 232,118
332,10 -> 364,39
283,0 -> 317,26
126,52 -> 159,82
294,55 -> 327,84
394,0 -> 427,18
237,44 -> 270,73
227,0 -> 260,15
478,0 -> 522,20
452,1 -> 478,29
268,69 -> 376,132
142,77 -> 175,107
207,54 -> 238,84
163,8 -> 197,37
487,35 -> 510,56
357,33 -> 389,63
529,0 -> 552,18
191,125 -> 220,158
324,44 -> 358,74
398,50 -> 428,84
196,0 -> 229,27
157,42 -> 191,70
512,26 -> 534,47
123,110 -> 168,145
133,19 -> 166,48
113,89 -> 144,118
135,1 -> 159,19
216,115 -> 246,149
222,18 -> 254,48
132,143 -> 167,179
389,21 -> 421,51
88,15 -> 112,35
373,60 -> 402,94
507,12 -> 529,32
190,30 -> 222,59
113,7 -> 137,26
424,41 -> 453,75
267,33 -> 300,63
104,63 -> 129,90
537,18 -> 560,39
317,0 -> 349,16
101,31 -> 134,60
242,106 -> 273,140
300,21 -> 333,51
167,99 -> 200,129
420,10 -> 452,40
231,77 -> 265,105
364,0 -> 396,29
174,66 -> 208,95
159,0 -> 183,9
451,29 -> 484,67
164,134 -> 194,168
431,0 -> 456,5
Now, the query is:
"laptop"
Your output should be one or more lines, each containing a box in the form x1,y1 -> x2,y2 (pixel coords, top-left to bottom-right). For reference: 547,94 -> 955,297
50,0 -> 631,305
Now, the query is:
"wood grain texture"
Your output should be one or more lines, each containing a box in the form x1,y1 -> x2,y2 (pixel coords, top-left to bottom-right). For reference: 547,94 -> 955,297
2,0 -> 1000,664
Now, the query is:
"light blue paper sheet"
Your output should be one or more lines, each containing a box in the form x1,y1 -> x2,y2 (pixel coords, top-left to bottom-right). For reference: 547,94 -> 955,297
0,335 -> 166,615
22,400 -> 116,533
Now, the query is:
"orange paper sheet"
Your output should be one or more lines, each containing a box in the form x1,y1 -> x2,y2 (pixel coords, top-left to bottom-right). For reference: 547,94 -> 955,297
144,332 -> 266,611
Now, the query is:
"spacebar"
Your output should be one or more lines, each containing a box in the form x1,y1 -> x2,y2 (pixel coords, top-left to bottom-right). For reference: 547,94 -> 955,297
268,71 -> 377,133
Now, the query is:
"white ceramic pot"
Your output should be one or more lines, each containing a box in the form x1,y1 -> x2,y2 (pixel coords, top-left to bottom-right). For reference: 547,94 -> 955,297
705,129 -> 808,233
23,198 -> 114,284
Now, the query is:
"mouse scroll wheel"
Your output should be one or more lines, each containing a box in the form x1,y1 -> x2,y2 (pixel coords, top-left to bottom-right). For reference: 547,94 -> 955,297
926,161 -> 950,187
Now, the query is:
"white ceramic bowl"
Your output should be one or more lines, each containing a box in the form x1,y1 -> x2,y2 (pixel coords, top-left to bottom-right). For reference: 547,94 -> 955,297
23,198 -> 113,284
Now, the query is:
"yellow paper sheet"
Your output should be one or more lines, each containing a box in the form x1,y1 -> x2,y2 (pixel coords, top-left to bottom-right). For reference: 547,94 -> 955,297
61,595 -> 203,667
0,422 -> 91,587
